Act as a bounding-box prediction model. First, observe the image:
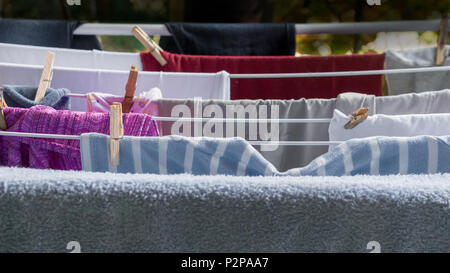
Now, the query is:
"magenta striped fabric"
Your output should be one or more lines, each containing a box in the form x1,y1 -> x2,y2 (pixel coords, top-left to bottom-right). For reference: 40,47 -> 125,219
0,105 -> 160,170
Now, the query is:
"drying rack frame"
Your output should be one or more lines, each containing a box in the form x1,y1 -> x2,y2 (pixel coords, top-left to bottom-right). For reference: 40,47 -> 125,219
73,19 -> 449,36
2,18 -> 450,146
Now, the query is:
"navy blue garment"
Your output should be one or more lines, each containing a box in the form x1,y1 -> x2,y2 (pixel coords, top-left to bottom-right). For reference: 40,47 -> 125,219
159,23 -> 296,56
2,85 -> 70,110
0,19 -> 101,50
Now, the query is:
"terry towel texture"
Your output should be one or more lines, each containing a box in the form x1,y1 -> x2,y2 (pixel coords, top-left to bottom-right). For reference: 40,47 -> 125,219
2,85 -> 70,110
385,47 -> 450,95
1,167 -> 450,252
141,51 -> 385,100
81,133 -> 450,176
159,23 -> 296,56
0,19 -> 101,50
0,106 -> 159,170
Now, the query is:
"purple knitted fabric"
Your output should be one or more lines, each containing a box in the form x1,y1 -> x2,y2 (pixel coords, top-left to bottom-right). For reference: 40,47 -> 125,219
0,105 -> 160,170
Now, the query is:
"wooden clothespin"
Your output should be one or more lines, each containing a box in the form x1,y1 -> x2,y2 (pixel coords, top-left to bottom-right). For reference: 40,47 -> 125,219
35,51 -> 55,102
344,107 -> 369,130
436,14 -> 449,65
110,102 -> 123,166
132,26 -> 167,66
0,91 -> 7,130
122,65 -> 138,113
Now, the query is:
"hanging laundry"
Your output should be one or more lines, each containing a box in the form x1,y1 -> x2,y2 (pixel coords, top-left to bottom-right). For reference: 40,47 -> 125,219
141,51 -> 385,100
80,133 -> 450,176
1,85 -> 70,110
0,63 -> 230,111
0,19 -> 101,50
0,106 -> 160,170
0,43 -> 141,70
86,87 -> 162,116
157,89 -> 450,171
157,98 -> 333,171
159,23 -> 296,56
329,109 -> 450,143
385,47 -> 450,95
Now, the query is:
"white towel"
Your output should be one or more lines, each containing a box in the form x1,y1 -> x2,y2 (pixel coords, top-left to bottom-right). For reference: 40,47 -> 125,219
0,62 -> 230,111
0,42 -> 143,70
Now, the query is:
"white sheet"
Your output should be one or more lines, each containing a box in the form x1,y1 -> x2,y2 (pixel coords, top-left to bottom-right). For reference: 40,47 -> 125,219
0,62 -> 230,111
0,42 -> 143,70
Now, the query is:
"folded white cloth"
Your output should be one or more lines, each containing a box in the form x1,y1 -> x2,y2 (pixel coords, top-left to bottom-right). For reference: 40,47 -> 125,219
329,109 -> 450,142
0,42 -> 142,70
336,89 -> 450,116
0,62 -> 230,111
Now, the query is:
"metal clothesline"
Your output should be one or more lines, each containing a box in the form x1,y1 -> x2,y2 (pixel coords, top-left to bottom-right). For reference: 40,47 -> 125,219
33,64 -> 450,81
73,19 -> 448,36
150,117 -> 332,123
0,131 -> 342,146
228,66 -> 450,79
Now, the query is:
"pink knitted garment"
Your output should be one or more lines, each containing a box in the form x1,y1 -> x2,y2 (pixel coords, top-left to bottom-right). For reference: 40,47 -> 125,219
0,105 -> 160,170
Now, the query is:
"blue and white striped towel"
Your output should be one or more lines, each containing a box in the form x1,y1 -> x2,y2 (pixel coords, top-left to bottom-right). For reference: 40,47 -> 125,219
80,134 -> 276,176
80,133 -> 450,176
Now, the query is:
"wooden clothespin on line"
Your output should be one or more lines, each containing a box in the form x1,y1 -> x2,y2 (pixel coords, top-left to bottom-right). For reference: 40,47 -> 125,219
132,26 -> 167,66
122,65 -> 138,113
35,51 -> 55,102
110,102 -> 123,166
344,107 -> 369,130
0,90 -> 7,130
435,13 -> 449,65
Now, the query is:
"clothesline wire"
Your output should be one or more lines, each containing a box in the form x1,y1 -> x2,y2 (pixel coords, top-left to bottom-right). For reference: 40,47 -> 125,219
73,20 -> 447,36
228,66 -> 450,79
54,66 -> 450,81
151,117 -> 332,123
0,131 -> 342,146
3,62 -> 449,80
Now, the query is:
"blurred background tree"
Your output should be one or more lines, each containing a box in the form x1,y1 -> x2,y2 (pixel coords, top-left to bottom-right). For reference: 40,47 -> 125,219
1,0 -> 449,54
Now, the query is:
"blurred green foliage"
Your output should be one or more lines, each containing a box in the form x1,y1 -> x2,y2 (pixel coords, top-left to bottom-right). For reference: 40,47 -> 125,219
1,0 -> 450,54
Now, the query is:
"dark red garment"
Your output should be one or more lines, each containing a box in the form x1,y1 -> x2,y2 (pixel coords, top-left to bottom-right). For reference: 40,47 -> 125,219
141,51 -> 385,100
